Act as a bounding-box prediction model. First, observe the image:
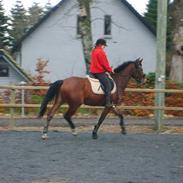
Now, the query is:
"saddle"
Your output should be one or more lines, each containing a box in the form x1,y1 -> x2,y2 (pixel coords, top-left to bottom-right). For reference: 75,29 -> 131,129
87,74 -> 116,94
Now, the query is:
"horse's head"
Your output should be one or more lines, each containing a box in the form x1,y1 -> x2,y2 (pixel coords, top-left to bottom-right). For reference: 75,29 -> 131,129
113,58 -> 146,84
131,58 -> 146,84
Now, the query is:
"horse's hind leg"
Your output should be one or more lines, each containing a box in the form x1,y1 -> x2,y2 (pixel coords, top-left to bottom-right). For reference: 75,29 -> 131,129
42,96 -> 62,139
92,107 -> 111,139
63,105 -> 80,136
111,107 -> 126,135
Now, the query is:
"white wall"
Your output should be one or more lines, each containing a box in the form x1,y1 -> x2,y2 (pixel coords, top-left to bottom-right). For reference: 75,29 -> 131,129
18,0 -> 156,82
91,0 -> 156,73
21,0 -> 85,82
0,65 -> 26,85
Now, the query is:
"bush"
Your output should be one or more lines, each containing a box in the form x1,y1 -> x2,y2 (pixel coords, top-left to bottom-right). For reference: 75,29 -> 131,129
145,72 -> 155,87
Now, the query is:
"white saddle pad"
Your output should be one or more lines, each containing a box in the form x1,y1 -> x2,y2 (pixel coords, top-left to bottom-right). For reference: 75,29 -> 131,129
87,75 -> 116,94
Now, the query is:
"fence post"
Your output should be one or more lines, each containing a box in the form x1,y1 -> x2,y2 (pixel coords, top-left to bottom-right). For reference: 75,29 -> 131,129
19,81 -> 27,117
155,0 -> 168,131
9,88 -> 16,128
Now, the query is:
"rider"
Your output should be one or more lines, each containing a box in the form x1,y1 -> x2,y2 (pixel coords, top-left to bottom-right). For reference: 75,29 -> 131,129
90,38 -> 113,107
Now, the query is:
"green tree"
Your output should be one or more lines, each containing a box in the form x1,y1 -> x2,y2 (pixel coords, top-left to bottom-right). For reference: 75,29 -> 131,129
0,0 -> 9,48
44,1 -> 52,14
144,0 -> 172,48
27,2 -> 44,29
9,0 -> 28,45
144,0 -> 158,29
144,0 -> 173,77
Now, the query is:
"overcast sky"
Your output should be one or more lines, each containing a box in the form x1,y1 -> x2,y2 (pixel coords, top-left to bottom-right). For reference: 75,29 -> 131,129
3,0 -> 148,15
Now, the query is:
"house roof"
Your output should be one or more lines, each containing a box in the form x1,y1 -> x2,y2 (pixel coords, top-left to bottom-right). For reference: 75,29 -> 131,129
12,0 -> 67,52
0,49 -> 33,82
12,0 -> 155,52
120,0 -> 155,34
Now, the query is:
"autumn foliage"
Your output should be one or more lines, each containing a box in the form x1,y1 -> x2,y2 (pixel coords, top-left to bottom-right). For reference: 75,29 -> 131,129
123,78 -> 183,117
32,58 -> 50,95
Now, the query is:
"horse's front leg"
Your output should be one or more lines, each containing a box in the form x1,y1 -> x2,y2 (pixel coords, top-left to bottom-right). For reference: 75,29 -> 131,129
92,107 -> 111,139
111,106 -> 126,135
63,105 -> 79,136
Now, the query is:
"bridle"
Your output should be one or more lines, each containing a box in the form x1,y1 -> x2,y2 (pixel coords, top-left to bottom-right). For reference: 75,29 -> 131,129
132,61 -> 145,83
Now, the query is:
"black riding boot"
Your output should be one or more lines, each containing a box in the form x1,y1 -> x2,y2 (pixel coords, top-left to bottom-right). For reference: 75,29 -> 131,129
105,95 -> 112,107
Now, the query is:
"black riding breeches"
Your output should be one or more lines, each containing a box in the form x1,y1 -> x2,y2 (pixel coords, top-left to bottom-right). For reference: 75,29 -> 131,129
92,72 -> 112,96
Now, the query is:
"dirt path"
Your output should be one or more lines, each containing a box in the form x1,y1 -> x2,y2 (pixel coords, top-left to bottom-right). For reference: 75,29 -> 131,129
0,130 -> 183,183
1,124 -> 183,135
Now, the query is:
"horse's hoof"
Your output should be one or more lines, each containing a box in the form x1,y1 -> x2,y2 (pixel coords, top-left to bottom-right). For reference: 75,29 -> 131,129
41,133 -> 48,140
72,129 -> 78,136
92,132 -> 98,139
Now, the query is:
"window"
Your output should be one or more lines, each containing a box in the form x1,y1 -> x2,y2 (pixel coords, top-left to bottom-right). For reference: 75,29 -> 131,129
76,15 -> 81,35
104,15 -> 112,35
0,63 -> 9,77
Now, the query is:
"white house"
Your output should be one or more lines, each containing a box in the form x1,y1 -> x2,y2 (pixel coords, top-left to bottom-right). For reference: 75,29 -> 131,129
13,0 -> 156,82
0,49 -> 32,85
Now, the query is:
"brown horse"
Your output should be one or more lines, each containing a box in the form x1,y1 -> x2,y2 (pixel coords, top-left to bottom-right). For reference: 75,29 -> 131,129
38,58 -> 145,139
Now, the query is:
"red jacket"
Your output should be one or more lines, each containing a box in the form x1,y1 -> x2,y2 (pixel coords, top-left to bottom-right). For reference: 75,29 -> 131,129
89,46 -> 112,73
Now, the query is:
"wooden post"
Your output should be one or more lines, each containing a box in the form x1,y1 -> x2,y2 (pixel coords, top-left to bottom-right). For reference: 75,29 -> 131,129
9,89 -> 16,128
155,0 -> 168,131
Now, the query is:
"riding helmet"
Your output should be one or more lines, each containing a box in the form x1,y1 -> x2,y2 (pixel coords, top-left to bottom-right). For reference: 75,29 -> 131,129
95,38 -> 107,46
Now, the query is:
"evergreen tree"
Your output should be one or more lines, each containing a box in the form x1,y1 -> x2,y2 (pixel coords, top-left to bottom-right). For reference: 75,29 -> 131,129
44,1 -> 52,14
0,0 -> 9,48
144,0 -> 172,49
27,2 -> 44,29
144,0 -> 158,29
9,0 -> 28,45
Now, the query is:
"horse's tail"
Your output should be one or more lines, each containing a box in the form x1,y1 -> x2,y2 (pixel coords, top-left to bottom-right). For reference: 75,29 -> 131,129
38,80 -> 63,118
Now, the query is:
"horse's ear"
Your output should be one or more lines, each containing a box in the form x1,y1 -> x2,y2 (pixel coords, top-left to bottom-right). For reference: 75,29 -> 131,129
138,57 -> 143,63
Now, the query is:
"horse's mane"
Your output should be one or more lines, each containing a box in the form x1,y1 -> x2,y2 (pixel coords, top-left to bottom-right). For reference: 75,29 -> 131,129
113,61 -> 134,73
